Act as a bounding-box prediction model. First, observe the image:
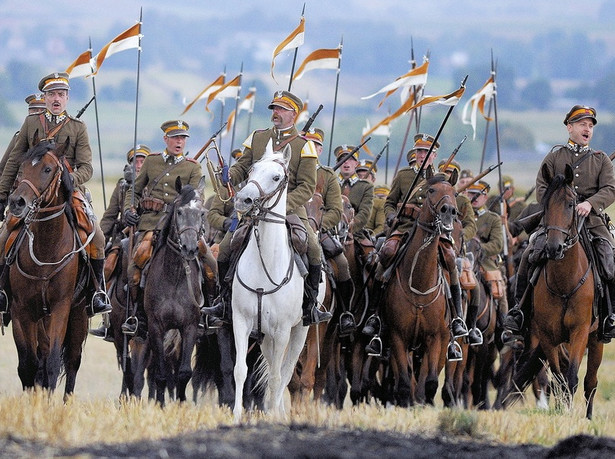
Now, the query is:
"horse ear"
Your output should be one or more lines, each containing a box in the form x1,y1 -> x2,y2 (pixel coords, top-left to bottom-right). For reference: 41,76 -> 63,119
448,168 -> 459,187
263,139 -> 274,159
55,137 -> 71,157
425,167 -> 434,180
197,175 -> 206,196
564,164 -> 574,184
281,143 -> 292,165
175,176 -> 183,193
541,163 -> 552,185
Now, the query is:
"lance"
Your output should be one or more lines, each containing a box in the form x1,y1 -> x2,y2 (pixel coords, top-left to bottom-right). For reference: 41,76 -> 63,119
610,151 -> 615,161
479,98 -> 493,172
193,122 -> 228,163
523,185 -> 536,202
228,63 -> 243,163
287,4 -> 306,91
326,36 -> 343,166
389,76 -> 468,234
75,95 -> 95,119
439,135 -> 467,172
456,162 -> 502,194
332,137 -> 371,171
125,8 -> 144,373
368,139 -> 389,174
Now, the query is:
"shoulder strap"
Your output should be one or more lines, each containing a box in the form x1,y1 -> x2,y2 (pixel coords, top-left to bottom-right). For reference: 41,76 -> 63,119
144,160 -> 183,196
38,113 -> 70,140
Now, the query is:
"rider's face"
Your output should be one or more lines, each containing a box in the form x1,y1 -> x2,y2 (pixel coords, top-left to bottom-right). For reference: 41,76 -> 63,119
164,135 -> 187,156
44,90 -> 69,115
567,119 -> 594,147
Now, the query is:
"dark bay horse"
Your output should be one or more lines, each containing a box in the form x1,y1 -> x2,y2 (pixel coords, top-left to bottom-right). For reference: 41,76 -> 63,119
383,174 -> 458,406
7,138 -> 88,398
504,164 -> 603,418
144,177 -> 207,405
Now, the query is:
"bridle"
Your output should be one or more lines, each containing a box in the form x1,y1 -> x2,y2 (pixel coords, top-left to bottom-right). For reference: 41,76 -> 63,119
544,183 -> 580,260
241,158 -> 289,225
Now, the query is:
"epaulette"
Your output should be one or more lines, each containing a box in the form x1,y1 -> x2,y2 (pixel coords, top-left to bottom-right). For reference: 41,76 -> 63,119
67,114 -> 84,123
320,165 -> 336,174
149,152 -> 162,157
186,157 -> 198,164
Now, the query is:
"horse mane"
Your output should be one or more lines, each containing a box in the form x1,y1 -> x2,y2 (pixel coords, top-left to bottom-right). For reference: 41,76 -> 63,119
24,140 -> 75,222
155,184 -> 197,253
541,173 -> 567,210
426,174 -> 447,186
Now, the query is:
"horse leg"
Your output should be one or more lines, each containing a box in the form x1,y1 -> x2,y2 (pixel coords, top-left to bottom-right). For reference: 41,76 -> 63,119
423,335 -> 442,405
44,307 -> 70,391
129,337 -> 149,399
148,324 -> 167,406
62,307 -> 87,401
584,332 -> 604,419
12,318 -> 38,389
232,318 -> 251,422
176,326 -> 197,402
280,324 -> 310,412
563,326 -> 590,410
390,332 -> 411,407
216,326 -> 236,408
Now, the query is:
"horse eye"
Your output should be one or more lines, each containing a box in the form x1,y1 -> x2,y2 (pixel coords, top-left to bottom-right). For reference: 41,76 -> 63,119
44,166 -> 52,174
273,175 -> 280,182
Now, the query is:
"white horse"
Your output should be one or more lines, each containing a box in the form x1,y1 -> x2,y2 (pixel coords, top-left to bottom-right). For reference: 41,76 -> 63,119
231,139 -> 309,422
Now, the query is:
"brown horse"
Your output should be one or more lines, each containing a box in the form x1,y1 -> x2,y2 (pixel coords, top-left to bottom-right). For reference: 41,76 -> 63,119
383,174 -> 458,406
6,138 -> 88,398
504,164 -> 603,418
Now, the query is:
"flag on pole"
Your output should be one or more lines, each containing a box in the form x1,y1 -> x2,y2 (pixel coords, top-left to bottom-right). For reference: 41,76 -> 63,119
221,110 -> 235,138
362,60 -> 429,100
361,90 -> 417,139
238,88 -> 256,114
462,75 -> 495,139
362,118 -> 391,137
271,16 -> 305,81
65,49 -> 94,78
205,74 -> 241,112
181,74 -> 225,115
292,47 -> 341,81
295,100 -> 309,127
92,22 -> 141,75
404,86 -> 466,111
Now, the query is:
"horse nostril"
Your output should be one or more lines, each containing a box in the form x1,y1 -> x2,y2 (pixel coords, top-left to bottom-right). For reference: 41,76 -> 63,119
244,198 -> 253,206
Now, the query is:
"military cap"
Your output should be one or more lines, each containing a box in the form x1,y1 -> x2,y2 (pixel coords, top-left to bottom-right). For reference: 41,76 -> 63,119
460,169 -> 474,179
374,184 -> 390,196
502,175 -> 514,189
563,105 -> 597,126
161,120 -> 190,137
357,159 -> 377,174
411,133 -> 440,152
438,159 -> 461,175
268,90 -> 303,113
466,180 -> 490,195
231,148 -> 243,159
25,94 -> 46,110
38,72 -> 70,92
304,128 -> 324,146
126,144 -> 151,163
334,145 -> 358,161
407,151 -> 417,165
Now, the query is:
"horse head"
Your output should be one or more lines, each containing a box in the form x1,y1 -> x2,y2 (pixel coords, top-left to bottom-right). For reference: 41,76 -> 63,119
417,174 -> 458,234
234,139 -> 290,216
541,163 -> 577,260
161,176 -> 206,261
9,135 -> 71,219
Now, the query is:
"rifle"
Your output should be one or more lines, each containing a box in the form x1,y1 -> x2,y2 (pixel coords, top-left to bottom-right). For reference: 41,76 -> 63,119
76,95 -> 95,119
522,185 -> 536,202
487,185 -> 510,212
301,104 -> 323,134
193,122 -> 228,163
610,151 -> 615,162
332,137 -> 371,171
439,135 -> 467,173
456,162 -> 503,195
368,140 -> 389,174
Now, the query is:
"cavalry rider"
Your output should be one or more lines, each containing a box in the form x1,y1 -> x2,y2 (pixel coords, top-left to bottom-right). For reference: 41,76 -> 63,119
89,144 -> 150,340
0,72 -> 111,319
0,94 -> 46,175
367,184 -> 389,236
362,134 -> 470,358
201,91 -> 332,327
337,146 -> 374,240
121,120 -> 214,337
503,105 -> 615,344
468,180 -> 505,343
304,128 -> 356,336
439,160 -> 482,346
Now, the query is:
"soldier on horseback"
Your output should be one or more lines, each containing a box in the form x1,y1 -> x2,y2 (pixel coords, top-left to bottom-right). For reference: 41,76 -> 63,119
0,72 -> 112,320
201,91 -> 332,328
503,105 -> 615,345
362,134 -> 470,358
121,120 -> 217,337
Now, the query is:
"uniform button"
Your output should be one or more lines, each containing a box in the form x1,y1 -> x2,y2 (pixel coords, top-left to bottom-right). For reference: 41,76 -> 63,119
574,185 -> 579,189
164,182 -> 168,186
575,173 -> 579,177
165,193 -> 168,196
166,172 -> 170,176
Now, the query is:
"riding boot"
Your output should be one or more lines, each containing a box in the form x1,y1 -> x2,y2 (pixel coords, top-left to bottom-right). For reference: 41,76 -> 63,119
362,279 -> 384,337
122,286 -> 147,338
0,262 -> 10,326
87,259 -> 112,317
200,260 -> 231,328
466,287 -> 483,346
337,279 -> 357,336
89,314 -> 114,343
602,280 -> 615,341
449,284 -> 469,338
502,249 -> 532,346
302,264 -> 332,326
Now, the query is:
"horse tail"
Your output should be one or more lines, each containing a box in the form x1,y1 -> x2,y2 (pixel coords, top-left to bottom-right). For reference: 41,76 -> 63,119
506,345 -> 547,406
164,329 -> 182,361
252,351 -> 269,395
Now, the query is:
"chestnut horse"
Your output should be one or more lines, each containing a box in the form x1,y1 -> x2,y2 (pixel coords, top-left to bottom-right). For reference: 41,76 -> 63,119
504,164 -> 603,419
383,174 -> 458,406
6,138 -> 88,398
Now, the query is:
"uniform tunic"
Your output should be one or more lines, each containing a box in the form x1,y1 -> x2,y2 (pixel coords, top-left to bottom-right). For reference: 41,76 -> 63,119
536,144 -> 615,242
384,165 -> 433,233
474,206 -> 504,272
0,132 -> 18,176
366,197 -> 386,236
316,164 -> 343,232
124,151 -> 203,232
100,178 -> 128,239
339,174 -> 374,236
207,192 -> 235,244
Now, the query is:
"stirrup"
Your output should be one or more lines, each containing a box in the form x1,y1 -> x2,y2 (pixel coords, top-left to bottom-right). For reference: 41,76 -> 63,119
88,291 -> 112,317
468,328 -> 483,346
339,311 -> 357,336
447,341 -> 463,362
451,317 -> 469,338
366,336 -> 382,357
501,330 -> 525,350
0,289 -> 8,314
362,314 -> 381,336
121,316 -> 138,336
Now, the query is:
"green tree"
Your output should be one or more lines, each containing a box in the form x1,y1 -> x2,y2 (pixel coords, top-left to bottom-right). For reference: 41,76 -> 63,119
520,79 -> 552,109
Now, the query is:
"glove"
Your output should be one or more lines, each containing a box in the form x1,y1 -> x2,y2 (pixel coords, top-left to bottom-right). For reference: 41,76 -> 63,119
221,164 -> 229,186
0,200 -> 5,222
124,209 -> 140,226
222,216 -> 239,232
386,212 -> 396,228
123,164 -> 134,184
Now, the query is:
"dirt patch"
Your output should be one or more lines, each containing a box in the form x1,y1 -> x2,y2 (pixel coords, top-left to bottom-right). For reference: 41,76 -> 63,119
2,424 -> 614,458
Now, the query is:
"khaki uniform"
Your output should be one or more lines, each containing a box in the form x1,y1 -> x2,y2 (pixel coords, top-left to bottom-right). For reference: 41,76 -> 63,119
537,145 -> 615,242
124,152 -> 203,231
339,174 -> 374,237
474,206 -> 504,272
316,165 -> 343,232
100,178 -> 129,240
367,197 -> 386,236
457,193 -> 477,242
207,192 -> 235,244
218,126 -> 320,265
0,132 -> 18,175
384,165 -> 432,232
